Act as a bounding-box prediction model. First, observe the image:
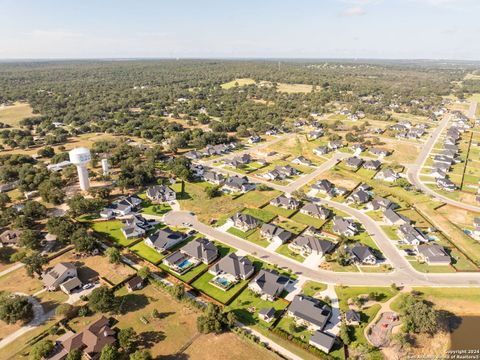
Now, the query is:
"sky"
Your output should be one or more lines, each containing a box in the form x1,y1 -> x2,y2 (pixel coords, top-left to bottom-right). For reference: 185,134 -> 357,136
1,0 -> 480,60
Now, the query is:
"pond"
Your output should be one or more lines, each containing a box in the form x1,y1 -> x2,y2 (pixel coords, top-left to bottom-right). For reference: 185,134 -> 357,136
450,316 -> 480,350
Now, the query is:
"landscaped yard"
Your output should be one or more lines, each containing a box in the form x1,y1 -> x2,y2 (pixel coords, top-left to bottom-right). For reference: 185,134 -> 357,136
191,271 -> 249,304
130,241 -> 165,264
302,281 -> 328,296
242,207 -> 276,223
275,243 -> 305,263
91,220 -> 135,247
275,217 -> 307,235
262,204 -> 298,218
290,212 -> 327,228
141,202 -> 172,216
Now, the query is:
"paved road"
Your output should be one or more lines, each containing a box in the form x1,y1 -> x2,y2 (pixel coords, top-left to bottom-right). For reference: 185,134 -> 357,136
0,262 -> 24,278
468,101 -> 478,119
407,114 -> 480,212
164,210 -> 480,287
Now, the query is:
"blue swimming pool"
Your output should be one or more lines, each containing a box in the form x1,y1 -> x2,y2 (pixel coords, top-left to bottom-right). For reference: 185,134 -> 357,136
177,258 -> 192,270
216,277 -> 231,286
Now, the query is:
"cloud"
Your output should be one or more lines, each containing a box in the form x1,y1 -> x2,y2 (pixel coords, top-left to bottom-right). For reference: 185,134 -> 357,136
340,6 -> 366,16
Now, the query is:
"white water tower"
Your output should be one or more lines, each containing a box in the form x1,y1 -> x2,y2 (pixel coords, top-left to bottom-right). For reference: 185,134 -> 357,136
101,158 -> 109,176
69,147 -> 91,191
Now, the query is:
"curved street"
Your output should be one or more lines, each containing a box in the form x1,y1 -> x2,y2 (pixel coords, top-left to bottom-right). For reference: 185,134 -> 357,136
164,210 -> 480,287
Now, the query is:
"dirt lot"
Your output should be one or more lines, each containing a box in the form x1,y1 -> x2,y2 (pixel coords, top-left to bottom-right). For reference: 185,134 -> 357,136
437,204 -> 480,227
184,332 -> 280,360
322,170 -> 360,190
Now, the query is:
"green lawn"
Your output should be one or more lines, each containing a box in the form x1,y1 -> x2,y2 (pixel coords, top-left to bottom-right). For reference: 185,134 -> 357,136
142,202 -> 172,216
302,281 -> 328,296
130,241 -> 164,264
365,210 -> 384,222
275,243 -> 305,263
191,272 -> 249,304
290,212 -> 327,228
381,225 -> 400,240
227,287 -> 289,327
262,204 -> 298,218
91,220 -> 135,247
275,218 -> 308,235
276,315 -> 313,340
408,261 -> 455,273
245,229 -> 270,248
242,207 -> 276,223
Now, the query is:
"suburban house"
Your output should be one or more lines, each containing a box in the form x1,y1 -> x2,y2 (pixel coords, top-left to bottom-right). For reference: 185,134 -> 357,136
345,309 -> 361,326
309,331 -> 336,354
184,150 -> 203,160
398,224 -> 428,245
348,189 -> 370,204
258,307 -> 276,323
313,146 -> 330,156
383,208 -> 410,226
228,213 -> 260,231
224,154 -> 252,168
145,228 -> 186,253
436,178 -> 456,192
300,203 -> 331,220
210,253 -> 255,281
369,148 -> 391,157
180,237 -> 219,264
416,243 -> 451,265
292,156 -> 313,167
328,140 -> 344,150
0,182 -> 17,193
287,295 -> 332,331
42,262 -> 79,292
0,229 -> 22,247
126,276 -> 144,292
260,223 -> 292,244
274,165 -> 298,178
351,143 -> 367,154
248,269 -> 290,301
248,135 -> 261,143
146,185 -> 176,203
100,195 -> 143,218
332,216 -> 358,237
121,221 -> 146,239
349,244 -> 377,265
222,175 -> 254,193
473,217 -> 480,239
367,197 -> 398,212
262,169 -> 284,181
270,195 -> 300,209
47,316 -> 116,360
345,156 -> 364,170
288,236 -> 335,257
190,164 -> 205,177
312,179 -> 335,195
375,168 -> 400,182
203,171 -> 225,185
363,159 -> 382,170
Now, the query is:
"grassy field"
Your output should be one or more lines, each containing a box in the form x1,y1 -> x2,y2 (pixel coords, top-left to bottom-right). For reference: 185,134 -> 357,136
0,267 -> 43,295
410,287 -> 480,315
262,204 -> 298,218
290,212 -> 327,228
277,83 -> 316,93
221,78 -> 256,89
90,220 -> 135,247
274,217 -> 308,235
0,102 -> 39,127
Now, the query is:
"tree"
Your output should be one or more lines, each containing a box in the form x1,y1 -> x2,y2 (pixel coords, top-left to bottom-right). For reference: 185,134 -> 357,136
204,185 -> 221,198
67,194 -> 106,217
71,228 -> 97,253
65,349 -> 82,360
137,266 -> 151,280
0,291 -> 33,324
100,344 -> 119,360
291,189 -> 307,201
55,303 -> 78,319
398,294 -> 440,336
339,323 -> 353,345
22,252 -> 47,277
88,286 -> 118,313
171,283 -> 185,300
0,193 -> 10,209
130,350 -> 152,360
19,230 -> 42,250
39,180 -> 65,205
47,216 -> 78,243
118,327 -> 137,353
196,303 -> 226,334
23,200 -> 47,220
29,340 -> 53,360
105,247 -> 121,264
37,146 -> 55,158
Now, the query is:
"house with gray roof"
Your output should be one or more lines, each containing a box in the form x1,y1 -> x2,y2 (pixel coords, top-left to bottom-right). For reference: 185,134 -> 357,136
367,197 -> 398,212
146,185 -> 176,203
345,156 -> 364,170
313,146 -> 330,156
398,224 -> 427,245
181,237 -> 218,264
228,213 -> 259,231
292,156 -> 313,167
145,228 -> 186,253
288,236 -> 335,257
222,175 -> 254,193
349,244 -> 377,265
310,331 -> 336,354
383,208 -> 410,226
203,171 -> 225,185
363,159 -> 382,170
258,307 -> 276,323
332,216 -> 358,237
328,140 -> 344,150
210,253 -> 254,280
369,148 -> 391,157
260,223 -> 292,244
375,168 -> 400,182
248,269 -> 290,301
312,179 -> 335,195
287,295 -> 332,331
300,203 -> 331,220
0,229 -> 22,247
348,189 -> 370,204
270,195 -> 300,209
345,309 -> 361,326
416,243 -> 451,265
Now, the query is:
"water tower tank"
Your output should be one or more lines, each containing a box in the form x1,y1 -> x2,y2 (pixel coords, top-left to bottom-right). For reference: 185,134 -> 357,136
69,147 -> 91,191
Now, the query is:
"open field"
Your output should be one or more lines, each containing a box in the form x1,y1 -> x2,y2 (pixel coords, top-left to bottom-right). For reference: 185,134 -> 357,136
0,102 -> 39,127
276,83 -> 316,93
411,287 -> 480,315
49,250 -> 136,285
221,78 -> 256,89
0,267 -> 43,294
90,220 -> 136,247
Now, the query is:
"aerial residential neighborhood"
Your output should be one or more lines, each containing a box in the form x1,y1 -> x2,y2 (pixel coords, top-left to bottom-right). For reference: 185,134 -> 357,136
1,2 -> 480,360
